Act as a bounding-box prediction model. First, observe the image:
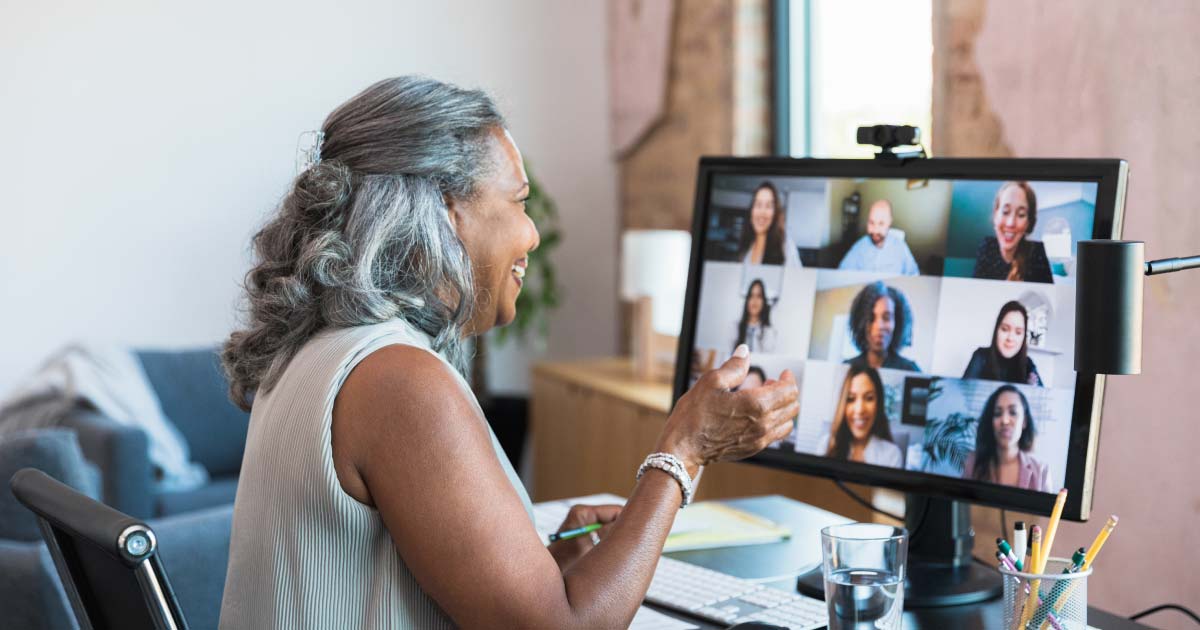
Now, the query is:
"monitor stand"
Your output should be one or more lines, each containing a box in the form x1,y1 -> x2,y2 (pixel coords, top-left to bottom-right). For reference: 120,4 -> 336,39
796,495 -> 1002,608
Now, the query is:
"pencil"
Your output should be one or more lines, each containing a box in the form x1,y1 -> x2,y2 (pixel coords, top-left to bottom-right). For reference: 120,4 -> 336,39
1082,515 -> 1118,570
1040,489 -> 1067,573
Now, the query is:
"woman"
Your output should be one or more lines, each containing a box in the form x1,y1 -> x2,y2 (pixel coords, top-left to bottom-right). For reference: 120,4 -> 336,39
732,279 -> 777,353
972,181 -> 1053,283
820,365 -> 903,467
844,281 -> 920,372
962,301 -> 1044,386
217,77 -> 798,629
962,384 -> 1052,492
737,181 -> 802,267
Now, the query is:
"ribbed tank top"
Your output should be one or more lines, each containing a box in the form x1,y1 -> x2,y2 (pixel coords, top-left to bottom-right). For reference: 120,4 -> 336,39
219,319 -> 534,629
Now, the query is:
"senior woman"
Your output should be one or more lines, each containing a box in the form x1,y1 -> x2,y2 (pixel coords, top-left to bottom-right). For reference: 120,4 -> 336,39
218,77 -> 798,629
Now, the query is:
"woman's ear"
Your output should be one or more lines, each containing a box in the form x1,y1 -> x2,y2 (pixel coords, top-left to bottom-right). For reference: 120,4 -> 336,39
444,194 -> 463,235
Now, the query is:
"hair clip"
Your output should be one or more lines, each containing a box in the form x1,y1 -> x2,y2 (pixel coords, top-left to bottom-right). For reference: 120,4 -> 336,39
295,130 -> 325,174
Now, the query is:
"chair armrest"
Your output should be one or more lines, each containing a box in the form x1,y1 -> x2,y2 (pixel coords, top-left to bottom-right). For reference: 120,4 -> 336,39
58,408 -> 153,518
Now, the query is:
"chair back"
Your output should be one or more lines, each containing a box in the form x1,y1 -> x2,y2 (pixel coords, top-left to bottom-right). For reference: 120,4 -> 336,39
9,467 -> 189,630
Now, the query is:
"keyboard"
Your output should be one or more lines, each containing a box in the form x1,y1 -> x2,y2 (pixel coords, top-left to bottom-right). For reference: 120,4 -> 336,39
647,556 -> 827,629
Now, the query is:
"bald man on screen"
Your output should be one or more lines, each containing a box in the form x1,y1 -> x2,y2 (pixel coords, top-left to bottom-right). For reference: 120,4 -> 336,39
838,200 -> 920,275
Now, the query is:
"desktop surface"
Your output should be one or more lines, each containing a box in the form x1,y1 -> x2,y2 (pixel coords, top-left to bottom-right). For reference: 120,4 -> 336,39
655,495 -> 1148,630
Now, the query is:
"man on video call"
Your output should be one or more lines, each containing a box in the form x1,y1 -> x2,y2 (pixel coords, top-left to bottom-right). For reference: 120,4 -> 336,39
838,199 -> 920,275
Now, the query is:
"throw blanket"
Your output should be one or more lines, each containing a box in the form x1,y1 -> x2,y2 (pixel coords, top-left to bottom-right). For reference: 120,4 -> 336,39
0,343 -> 208,492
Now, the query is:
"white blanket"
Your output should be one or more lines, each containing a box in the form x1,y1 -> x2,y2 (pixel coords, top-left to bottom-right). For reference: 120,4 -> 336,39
0,343 -> 208,492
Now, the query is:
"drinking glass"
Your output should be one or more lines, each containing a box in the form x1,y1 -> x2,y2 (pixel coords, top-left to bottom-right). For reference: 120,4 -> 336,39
821,523 -> 908,630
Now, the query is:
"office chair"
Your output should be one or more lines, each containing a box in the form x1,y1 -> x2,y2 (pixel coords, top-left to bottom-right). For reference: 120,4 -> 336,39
9,467 -> 190,630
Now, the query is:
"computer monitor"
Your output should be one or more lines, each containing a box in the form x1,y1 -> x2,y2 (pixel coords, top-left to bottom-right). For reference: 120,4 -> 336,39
672,156 -> 1127,606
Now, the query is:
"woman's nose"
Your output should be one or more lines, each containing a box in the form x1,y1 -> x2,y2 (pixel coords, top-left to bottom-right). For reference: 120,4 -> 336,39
525,215 -> 541,252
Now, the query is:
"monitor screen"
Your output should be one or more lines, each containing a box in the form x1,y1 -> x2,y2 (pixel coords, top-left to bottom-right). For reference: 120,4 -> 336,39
675,158 -> 1127,520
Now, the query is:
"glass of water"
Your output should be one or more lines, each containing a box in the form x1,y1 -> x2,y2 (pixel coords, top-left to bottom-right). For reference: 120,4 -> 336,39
821,523 -> 908,630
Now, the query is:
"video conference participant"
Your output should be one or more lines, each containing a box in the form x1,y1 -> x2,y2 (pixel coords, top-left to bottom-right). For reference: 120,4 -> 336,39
219,76 -> 799,629
844,281 -> 921,372
819,365 -> 903,467
837,199 -> 919,275
962,300 -> 1044,386
732,279 -> 777,353
972,181 -> 1053,283
961,384 -> 1052,492
737,181 -> 802,267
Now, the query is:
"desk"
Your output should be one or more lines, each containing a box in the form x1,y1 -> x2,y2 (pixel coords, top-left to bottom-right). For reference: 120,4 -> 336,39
655,496 -> 1148,630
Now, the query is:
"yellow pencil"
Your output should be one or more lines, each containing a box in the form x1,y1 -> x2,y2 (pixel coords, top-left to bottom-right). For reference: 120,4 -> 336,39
1082,515 -> 1119,570
1019,526 -> 1044,628
1040,489 -> 1068,573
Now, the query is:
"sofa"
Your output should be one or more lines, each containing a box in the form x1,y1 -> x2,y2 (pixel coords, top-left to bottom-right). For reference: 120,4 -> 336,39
0,428 -> 234,630
58,348 -> 250,518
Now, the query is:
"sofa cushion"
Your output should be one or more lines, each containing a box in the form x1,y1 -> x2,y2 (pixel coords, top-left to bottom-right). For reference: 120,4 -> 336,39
137,349 -> 249,477
0,429 -> 100,541
0,538 -> 76,630
155,475 -> 239,517
151,503 -> 234,630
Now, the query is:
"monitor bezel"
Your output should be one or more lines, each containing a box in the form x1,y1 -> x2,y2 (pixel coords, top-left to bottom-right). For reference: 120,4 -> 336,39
673,156 -> 1128,522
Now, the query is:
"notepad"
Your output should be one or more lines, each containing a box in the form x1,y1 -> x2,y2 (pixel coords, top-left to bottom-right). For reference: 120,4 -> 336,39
663,502 -> 791,552
534,495 -> 790,552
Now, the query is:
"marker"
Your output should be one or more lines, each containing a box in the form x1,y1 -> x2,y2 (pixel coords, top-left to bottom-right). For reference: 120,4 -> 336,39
1013,521 -> 1027,566
1040,489 -> 1068,573
1081,515 -> 1118,570
997,538 -> 1022,571
547,522 -> 602,543
1070,547 -> 1086,572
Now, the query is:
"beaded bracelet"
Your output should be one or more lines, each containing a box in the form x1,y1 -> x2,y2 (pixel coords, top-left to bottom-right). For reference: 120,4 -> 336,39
637,452 -> 695,507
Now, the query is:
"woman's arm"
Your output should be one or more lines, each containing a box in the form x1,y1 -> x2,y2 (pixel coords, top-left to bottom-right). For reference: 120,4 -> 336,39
332,345 -> 797,628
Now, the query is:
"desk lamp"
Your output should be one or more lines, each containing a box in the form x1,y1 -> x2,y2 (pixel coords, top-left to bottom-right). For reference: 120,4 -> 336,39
621,230 -> 691,381
1075,240 -> 1200,374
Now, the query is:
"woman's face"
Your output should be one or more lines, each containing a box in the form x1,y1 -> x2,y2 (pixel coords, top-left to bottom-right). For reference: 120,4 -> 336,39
843,373 -> 878,443
991,391 -> 1025,451
750,188 -> 776,236
993,185 -> 1031,256
868,296 -> 896,354
995,310 -> 1027,359
746,283 -> 765,319
447,127 -> 540,335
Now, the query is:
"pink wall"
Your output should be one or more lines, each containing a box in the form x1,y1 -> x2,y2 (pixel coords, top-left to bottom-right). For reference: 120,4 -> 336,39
970,1 -> 1200,624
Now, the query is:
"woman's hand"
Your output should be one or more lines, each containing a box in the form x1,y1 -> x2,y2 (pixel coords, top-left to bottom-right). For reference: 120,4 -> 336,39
548,503 -> 622,572
658,345 -> 799,476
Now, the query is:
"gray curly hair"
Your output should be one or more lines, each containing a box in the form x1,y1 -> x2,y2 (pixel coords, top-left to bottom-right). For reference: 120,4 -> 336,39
223,76 -> 504,410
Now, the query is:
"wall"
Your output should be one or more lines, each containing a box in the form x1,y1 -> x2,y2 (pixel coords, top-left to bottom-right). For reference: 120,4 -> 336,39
934,0 -> 1200,622
0,0 -> 617,396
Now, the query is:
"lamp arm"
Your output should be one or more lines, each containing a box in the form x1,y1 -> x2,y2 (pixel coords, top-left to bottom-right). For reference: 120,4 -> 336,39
1145,255 -> 1200,276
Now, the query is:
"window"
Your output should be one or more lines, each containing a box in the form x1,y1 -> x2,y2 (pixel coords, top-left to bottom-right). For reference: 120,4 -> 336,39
776,0 -> 933,158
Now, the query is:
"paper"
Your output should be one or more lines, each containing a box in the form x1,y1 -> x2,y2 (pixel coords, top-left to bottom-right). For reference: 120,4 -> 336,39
664,502 -> 790,552
535,495 -> 789,552
628,605 -> 699,630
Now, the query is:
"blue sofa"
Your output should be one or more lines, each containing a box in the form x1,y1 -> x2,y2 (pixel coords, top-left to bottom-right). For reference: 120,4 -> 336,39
59,348 -> 250,518
1,428 -> 233,630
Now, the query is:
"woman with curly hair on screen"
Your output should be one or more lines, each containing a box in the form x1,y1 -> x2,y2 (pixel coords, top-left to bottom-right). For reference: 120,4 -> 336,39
844,281 -> 920,372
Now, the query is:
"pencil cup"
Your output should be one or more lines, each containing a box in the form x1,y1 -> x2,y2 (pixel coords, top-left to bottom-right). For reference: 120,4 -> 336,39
1000,557 -> 1090,630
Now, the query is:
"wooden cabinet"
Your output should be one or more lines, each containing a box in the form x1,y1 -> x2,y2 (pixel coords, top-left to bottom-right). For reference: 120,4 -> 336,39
530,358 -> 877,522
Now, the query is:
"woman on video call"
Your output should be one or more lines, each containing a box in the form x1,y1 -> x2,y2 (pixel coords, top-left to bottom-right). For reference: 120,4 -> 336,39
732,279 -> 778,353
820,365 -> 903,467
972,180 -> 1053,283
219,76 -> 799,629
844,281 -> 921,372
737,181 -> 801,267
962,384 -> 1052,492
962,300 -> 1044,386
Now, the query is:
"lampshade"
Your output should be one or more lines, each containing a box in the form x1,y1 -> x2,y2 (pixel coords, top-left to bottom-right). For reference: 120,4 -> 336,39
621,230 -> 692,336
1075,240 -> 1144,374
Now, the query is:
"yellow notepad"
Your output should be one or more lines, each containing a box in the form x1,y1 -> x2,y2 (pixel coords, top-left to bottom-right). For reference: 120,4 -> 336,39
664,502 -> 791,552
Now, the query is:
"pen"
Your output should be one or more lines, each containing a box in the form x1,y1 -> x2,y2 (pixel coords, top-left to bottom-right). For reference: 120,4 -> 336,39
1013,521 -> 1027,566
547,522 -> 602,543
998,552 -> 1063,630
1035,548 -> 1092,630
997,538 -> 1022,571
1040,489 -> 1068,573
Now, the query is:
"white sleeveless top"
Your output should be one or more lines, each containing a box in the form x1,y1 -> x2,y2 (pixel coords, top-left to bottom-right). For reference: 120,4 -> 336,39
219,319 -> 534,629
